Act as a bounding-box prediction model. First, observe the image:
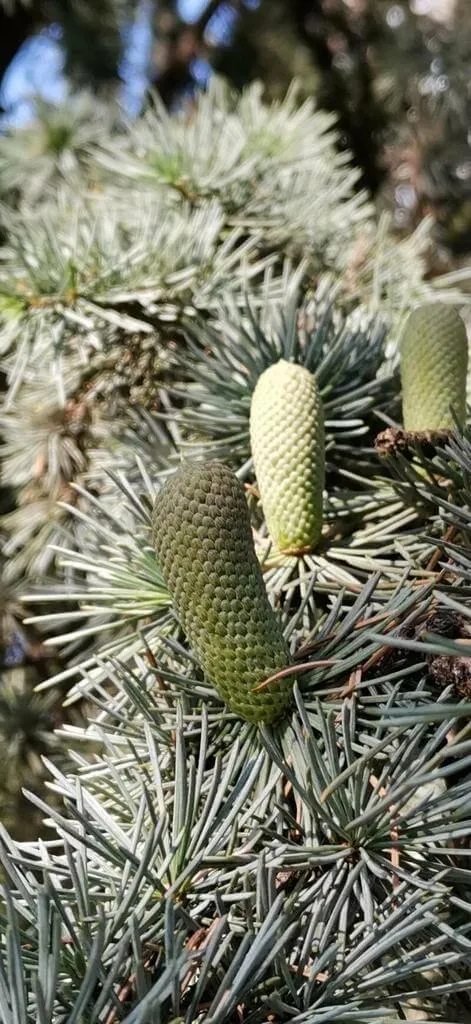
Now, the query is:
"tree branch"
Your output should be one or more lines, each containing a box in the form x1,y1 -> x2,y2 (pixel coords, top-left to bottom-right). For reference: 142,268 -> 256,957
151,0 -> 229,107
287,0 -> 387,194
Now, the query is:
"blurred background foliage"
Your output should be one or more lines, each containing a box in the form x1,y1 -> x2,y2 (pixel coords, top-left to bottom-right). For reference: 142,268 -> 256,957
0,0 -> 470,256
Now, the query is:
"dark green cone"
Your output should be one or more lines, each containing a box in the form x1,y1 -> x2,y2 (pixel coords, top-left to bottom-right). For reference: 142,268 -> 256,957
400,303 -> 468,432
152,461 -> 292,723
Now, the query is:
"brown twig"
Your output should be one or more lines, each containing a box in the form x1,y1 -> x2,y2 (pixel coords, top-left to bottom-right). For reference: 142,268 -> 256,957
339,667 -> 362,700
253,659 -> 337,693
181,918 -> 222,994
425,524 -> 457,573
104,946 -> 160,1024
105,920 -> 223,1023
359,617 -> 404,674
294,608 -> 395,660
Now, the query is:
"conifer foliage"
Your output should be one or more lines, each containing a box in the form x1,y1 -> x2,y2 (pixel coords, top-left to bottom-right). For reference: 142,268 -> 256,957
1,83 -> 471,1022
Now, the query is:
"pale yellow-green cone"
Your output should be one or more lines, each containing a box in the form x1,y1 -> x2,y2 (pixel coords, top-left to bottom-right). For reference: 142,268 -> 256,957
400,304 -> 468,432
250,360 -> 325,554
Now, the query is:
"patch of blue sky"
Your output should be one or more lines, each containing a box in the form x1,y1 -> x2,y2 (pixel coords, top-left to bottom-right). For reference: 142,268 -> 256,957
1,0 -> 261,127
191,57 -> 212,88
178,0 -> 210,20
178,0 -> 259,18
0,0 -> 153,126
205,3 -> 238,45
0,26 -> 66,127
118,0 -> 154,115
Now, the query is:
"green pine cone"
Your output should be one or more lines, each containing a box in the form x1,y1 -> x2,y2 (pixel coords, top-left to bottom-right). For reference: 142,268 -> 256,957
152,461 -> 292,724
400,303 -> 468,432
250,360 -> 325,554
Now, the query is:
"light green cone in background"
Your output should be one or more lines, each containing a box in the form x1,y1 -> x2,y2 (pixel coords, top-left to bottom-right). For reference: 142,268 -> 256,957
152,460 -> 292,724
400,303 -> 468,432
250,359 -> 325,554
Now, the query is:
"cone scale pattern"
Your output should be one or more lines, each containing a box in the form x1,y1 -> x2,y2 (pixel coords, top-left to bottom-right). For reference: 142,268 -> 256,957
400,303 -> 468,432
250,360 -> 325,554
152,461 -> 292,724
